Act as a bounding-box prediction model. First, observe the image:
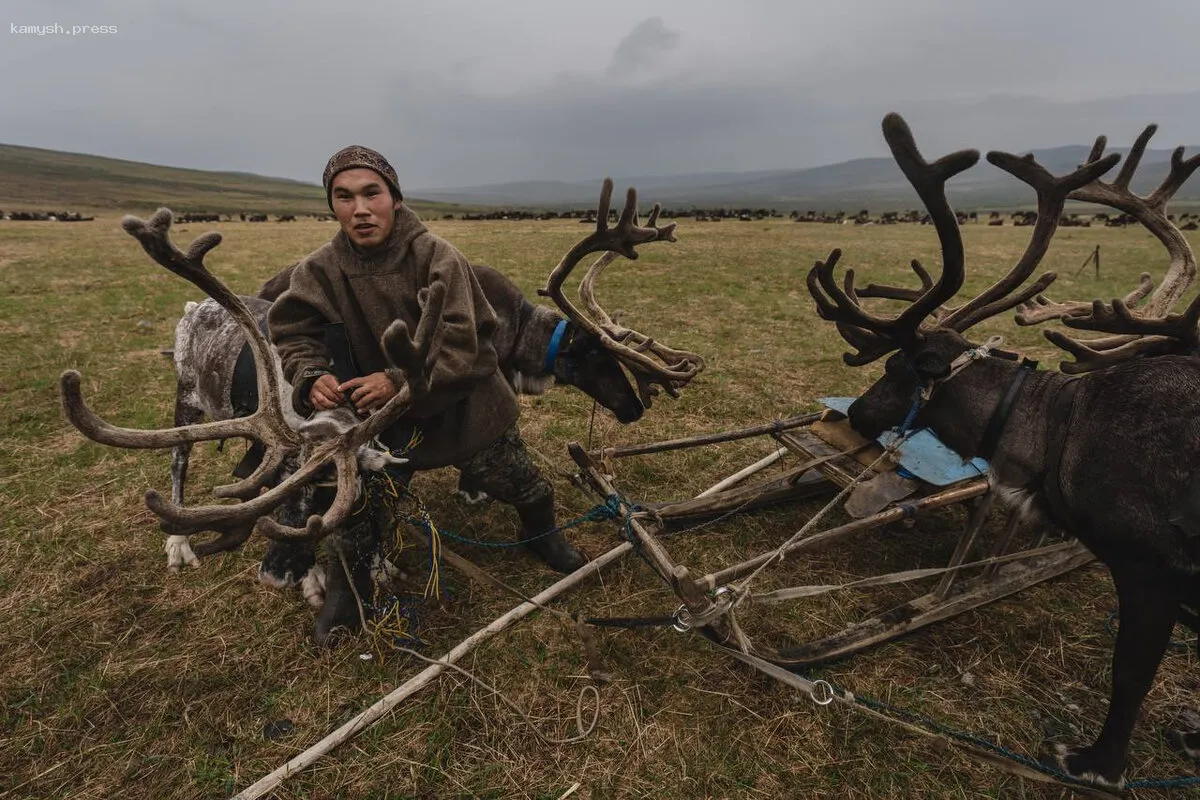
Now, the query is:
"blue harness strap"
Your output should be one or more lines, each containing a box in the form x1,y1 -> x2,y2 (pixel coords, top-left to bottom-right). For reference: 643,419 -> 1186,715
544,319 -> 569,375
896,382 -> 927,436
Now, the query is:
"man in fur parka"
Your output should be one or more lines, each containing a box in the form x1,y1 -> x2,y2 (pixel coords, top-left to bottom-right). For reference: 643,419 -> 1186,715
269,145 -> 587,644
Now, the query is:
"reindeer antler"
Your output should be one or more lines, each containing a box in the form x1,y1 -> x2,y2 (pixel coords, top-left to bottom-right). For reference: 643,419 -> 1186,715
1015,126 -> 1200,372
61,209 -> 303,501
936,148 -> 1122,331
61,210 -> 431,547
153,316 -> 433,544
851,149 -> 1123,335
1015,273 -> 1155,325
538,178 -> 704,406
805,113 -> 979,364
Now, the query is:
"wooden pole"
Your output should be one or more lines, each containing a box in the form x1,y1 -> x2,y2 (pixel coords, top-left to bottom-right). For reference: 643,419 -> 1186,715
593,412 -> 822,460
230,541 -> 634,800
695,447 -> 787,498
1073,245 -> 1100,278
699,479 -> 989,590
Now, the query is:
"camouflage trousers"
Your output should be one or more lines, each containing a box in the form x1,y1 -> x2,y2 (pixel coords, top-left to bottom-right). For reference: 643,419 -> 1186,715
453,423 -> 554,509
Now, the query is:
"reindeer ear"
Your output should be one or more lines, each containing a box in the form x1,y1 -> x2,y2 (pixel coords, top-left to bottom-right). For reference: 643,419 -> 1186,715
912,351 -> 951,380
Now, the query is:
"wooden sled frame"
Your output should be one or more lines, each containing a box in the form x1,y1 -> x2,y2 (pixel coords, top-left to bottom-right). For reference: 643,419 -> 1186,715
569,409 -> 1095,669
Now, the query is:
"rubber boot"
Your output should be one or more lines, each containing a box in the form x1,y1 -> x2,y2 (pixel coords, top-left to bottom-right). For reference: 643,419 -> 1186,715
314,523 -> 380,647
516,497 -> 587,573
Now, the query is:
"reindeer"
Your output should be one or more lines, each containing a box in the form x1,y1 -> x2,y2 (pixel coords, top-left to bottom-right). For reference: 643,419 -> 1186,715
804,113 -> 1200,789
62,182 -> 703,641
63,208 -> 428,598
165,210 -> 688,584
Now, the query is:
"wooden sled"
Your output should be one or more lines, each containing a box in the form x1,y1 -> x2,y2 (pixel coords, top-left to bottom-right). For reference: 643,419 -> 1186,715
572,405 -> 1095,669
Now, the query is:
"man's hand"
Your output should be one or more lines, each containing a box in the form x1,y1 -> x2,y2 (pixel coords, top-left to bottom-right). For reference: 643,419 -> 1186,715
309,373 -> 344,411
339,372 -> 399,413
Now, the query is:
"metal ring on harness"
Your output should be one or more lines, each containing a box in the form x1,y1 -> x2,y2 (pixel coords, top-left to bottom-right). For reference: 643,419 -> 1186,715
810,679 -> 835,706
671,604 -> 692,633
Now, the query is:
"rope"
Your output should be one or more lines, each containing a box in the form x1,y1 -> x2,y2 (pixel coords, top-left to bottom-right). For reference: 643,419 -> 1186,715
705,634 -> 1200,792
335,477 -> 607,745
339,538 -> 600,744
728,443 -> 902,611
750,541 -> 1081,604
844,684 -> 1200,791
586,398 -> 598,452
387,644 -> 601,745
582,615 -> 678,629
432,496 -> 626,550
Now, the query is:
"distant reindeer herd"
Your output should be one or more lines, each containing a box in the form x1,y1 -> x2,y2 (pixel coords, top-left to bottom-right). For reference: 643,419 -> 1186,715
3,206 -> 1198,229
1,210 -> 94,221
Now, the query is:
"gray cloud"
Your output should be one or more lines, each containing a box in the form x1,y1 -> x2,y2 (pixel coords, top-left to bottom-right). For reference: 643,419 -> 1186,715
4,0 -> 1200,189
606,17 -> 680,80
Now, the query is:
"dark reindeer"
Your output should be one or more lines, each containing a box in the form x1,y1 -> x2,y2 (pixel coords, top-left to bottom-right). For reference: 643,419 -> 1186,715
65,182 -> 703,631
806,113 -> 1200,789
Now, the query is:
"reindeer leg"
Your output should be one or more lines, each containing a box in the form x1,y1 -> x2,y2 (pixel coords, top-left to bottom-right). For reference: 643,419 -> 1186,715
166,391 -> 204,572
1047,561 -> 1182,787
313,484 -> 382,646
258,487 -> 320,601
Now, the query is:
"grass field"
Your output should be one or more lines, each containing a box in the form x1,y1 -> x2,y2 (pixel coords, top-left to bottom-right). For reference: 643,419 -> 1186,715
1,211 -> 1198,799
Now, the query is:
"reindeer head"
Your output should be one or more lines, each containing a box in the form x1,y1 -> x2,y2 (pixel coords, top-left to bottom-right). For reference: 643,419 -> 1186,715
847,329 -> 977,440
552,327 -> 645,423
538,178 -> 705,416
807,113 -> 1126,443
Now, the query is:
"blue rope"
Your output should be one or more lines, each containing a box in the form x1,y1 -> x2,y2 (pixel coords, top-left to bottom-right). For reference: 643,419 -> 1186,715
895,383 -> 927,437
417,493 -> 634,550
544,318 -> 569,375
810,673 -> 1200,790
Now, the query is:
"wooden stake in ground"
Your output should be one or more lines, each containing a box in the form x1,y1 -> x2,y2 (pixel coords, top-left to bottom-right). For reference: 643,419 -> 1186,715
230,541 -> 633,800
1073,244 -> 1100,278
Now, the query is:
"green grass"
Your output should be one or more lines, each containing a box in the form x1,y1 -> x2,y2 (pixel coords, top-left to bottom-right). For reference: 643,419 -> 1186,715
1,213 -> 1198,798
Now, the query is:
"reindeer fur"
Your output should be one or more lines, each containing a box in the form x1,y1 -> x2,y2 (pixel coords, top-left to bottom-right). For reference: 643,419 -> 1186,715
850,330 -> 1200,785
167,261 -> 641,585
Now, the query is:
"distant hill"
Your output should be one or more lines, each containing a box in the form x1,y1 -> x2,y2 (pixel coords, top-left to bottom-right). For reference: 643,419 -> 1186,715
0,143 -> 471,217
411,145 -> 1200,212
6,139 -> 1200,217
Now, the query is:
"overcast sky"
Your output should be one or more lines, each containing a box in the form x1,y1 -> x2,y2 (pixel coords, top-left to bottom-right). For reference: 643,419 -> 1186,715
6,0 -> 1200,189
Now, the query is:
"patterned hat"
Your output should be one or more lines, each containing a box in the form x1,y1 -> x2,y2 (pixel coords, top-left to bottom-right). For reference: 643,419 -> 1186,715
322,145 -> 403,209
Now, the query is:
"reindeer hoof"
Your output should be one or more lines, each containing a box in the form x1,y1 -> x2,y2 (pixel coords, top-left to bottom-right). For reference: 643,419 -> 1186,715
164,535 -> 199,572
1041,742 -> 1126,789
314,592 -> 365,647
300,564 -> 326,608
259,540 -> 317,590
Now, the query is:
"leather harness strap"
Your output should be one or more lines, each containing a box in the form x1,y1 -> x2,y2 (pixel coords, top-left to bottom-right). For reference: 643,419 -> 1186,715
977,360 -> 1036,462
1038,378 -> 1081,533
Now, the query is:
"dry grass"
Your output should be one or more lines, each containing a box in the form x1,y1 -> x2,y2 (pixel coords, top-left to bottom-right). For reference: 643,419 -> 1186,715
1,214 -> 1198,799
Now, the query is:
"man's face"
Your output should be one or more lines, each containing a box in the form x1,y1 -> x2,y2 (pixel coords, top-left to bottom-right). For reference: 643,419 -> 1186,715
330,168 -> 402,249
